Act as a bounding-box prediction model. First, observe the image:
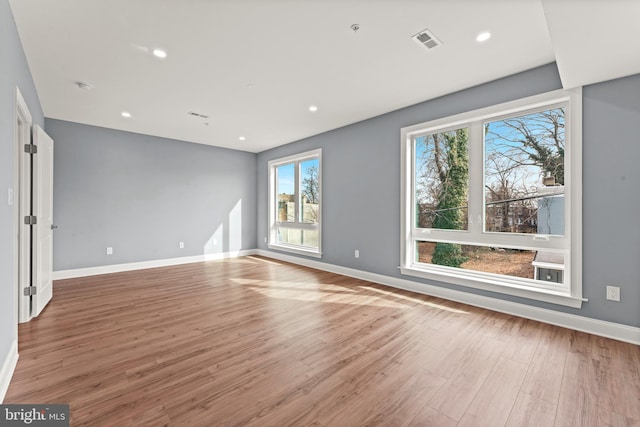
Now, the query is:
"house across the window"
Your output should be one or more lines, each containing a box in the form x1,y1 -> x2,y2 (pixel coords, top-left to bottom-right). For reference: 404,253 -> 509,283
400,89 -> 583,308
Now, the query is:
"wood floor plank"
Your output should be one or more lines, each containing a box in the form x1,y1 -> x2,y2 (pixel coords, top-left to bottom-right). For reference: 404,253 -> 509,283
500,317 -> 544,365
407,405 -> 457,427
457,357 -> 528,427
4,256 -> 638,426
426,334 -> 506,421
555,337 -> 640,426
506,392 -> 557,427
520,323 -> 571,404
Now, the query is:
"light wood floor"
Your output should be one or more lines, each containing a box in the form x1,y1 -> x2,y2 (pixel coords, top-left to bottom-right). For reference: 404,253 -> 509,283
6,256 -> 640,426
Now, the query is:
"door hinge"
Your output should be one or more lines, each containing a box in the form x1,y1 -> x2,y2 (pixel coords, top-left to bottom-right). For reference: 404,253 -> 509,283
24,286 -> 37,296
24,144 -> 37,154
24,215 -> 37,225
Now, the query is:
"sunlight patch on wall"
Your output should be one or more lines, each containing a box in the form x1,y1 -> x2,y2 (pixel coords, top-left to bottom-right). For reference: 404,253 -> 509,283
229,199 -> 242,252
204,224 -> 223,255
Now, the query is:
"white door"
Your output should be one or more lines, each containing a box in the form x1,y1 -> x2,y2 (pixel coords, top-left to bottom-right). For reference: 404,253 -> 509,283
32,125 -> 54,317
15,89 -> 33,324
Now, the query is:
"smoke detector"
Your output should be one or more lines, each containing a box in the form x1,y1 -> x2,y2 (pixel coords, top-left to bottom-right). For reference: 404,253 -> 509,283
74,81 -> 93,91
412,28 -> 442,50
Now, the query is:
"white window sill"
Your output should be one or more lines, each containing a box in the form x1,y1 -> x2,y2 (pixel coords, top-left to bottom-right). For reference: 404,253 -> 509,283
268,243 -> 322,259
400,266 -> 585,308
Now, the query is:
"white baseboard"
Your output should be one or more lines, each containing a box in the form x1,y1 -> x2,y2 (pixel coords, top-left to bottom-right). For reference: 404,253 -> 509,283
255,249 -> 640,346
52,250 -> 257,280
0,340 -> 18,403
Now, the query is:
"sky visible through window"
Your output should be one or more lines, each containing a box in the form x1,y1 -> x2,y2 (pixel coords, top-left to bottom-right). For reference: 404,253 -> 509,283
277,163 -> 295,195
484,107 -> 565,195
277,158 -> 319,195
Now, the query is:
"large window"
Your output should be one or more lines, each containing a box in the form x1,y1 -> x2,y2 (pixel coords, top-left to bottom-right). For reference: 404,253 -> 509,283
268,149 -> 322,257
401,89 -> 583,307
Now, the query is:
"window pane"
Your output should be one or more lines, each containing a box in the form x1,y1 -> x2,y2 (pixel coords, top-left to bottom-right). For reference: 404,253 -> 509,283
276,163 -> 295,222
484,108 -> 565,235
277,228 -> 318,249
300,158 -> 319,224
415,128 -> 469,230
416,241 -> 564,285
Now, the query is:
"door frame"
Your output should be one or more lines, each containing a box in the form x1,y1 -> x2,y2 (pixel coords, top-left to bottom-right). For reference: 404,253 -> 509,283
14,87 -> 33,324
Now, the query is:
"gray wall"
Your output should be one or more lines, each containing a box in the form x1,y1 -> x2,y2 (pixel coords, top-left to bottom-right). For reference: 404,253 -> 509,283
47,119 -> 257,271
581,75 -> 640,327
1,0 -> 44,369
257,63 -> 640,328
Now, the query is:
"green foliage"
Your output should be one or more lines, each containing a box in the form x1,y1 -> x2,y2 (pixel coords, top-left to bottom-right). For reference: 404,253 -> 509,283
432,128 -> 468,267
432,242 -> 467,267
526,140 -> 564,185
432,129 -> 468,230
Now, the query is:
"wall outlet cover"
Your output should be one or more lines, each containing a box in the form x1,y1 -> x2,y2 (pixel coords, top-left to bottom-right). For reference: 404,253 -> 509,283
606,286 -> 621,302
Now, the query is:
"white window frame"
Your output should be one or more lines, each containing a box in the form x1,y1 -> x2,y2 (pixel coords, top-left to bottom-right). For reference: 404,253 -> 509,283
268,148 -> 322,258
400,89 -> 583,308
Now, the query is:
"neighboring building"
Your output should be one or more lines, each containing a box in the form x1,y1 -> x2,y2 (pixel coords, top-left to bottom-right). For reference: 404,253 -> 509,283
536,185 -> 565,236
278,194 -> 319,224
485,203 -> 538,233
278,193 -> 295,222
534,183 -> 565,284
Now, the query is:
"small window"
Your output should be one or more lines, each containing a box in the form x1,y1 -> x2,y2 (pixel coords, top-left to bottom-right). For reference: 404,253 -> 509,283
268,149 -> 322,257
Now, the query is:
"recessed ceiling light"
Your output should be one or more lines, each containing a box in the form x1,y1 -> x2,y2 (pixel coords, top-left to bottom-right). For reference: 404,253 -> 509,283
309,105 -> 318,112
239,136 -> 246,141
121,111 -> 132,118
476,32 -> 491,42
152,48 -> 167,58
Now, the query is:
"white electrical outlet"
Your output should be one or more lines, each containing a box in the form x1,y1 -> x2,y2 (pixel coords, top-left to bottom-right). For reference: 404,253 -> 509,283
179,242 -> 185,249
106,247 -> 113,255
355,249 -> 359,258
606,286 -> 620,301
264,237 -> 267,244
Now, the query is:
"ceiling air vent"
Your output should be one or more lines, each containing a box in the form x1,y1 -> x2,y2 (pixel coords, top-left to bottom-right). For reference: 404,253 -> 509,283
412,28 -> 442,50
187,111 -> 209,119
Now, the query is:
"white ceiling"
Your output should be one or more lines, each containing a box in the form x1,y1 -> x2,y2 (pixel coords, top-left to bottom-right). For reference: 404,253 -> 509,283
9,0 -> 640,153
